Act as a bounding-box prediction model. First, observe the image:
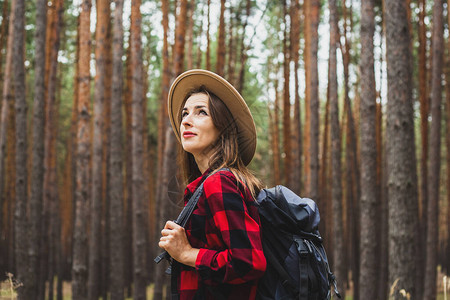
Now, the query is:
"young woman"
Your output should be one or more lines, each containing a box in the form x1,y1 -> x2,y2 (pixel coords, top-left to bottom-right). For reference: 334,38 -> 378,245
158,69 -> 266,299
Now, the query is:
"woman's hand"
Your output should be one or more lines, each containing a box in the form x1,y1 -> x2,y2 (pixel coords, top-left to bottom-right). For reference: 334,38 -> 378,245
159,220 -> 200,267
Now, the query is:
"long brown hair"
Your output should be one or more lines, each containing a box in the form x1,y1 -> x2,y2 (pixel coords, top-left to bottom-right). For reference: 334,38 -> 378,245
179,86 -> 262,198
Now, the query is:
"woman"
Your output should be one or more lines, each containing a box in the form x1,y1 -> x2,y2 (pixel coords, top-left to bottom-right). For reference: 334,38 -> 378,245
158,69 -> 266,299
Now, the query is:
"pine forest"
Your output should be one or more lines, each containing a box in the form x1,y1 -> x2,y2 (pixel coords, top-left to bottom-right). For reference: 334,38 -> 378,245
0,0 -> 449,299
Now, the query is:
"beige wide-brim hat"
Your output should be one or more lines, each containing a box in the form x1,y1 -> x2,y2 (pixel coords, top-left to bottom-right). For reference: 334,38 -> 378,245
168,69 -> 257,166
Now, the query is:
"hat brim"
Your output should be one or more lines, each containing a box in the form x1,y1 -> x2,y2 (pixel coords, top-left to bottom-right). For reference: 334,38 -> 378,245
168,69 -> 256,166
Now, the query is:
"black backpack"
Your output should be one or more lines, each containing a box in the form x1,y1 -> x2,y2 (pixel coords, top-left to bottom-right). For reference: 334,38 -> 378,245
256,185 -> 341,300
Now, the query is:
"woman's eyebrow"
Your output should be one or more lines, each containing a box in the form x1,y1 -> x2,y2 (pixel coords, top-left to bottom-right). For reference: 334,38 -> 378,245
182,105 -> 207,111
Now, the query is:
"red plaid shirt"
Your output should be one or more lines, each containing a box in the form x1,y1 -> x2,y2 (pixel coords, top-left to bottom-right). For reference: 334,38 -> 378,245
176,169 -> 266,299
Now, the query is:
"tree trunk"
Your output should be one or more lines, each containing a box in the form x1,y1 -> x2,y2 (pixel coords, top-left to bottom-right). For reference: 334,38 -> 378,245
130,0 -> 147,298
109,1 -> 125,299
124,38 -> 134,299
72,0 -> 91,297
445,49 -> 450,277
359,0 -> 378,298
423,1 -> 444,299
44,0 -> 63,298
417,0 -> 429,294
156,0 -> 170,207
290,0 -> 302,195
445,4 -> 450,274
0,0 -> 8,272
27,0 -> 46,297
206,0 -> 211,71
216,0 -> 225,76
384,0 -> 419,298
153,0 -> 171,297
270,73 -> 281,185
186,0 -> 195,70
282,0 -> 291,187
100,8 -> 113,299
155,1 -> 188,298
0,0 -> 15,240
12,0 -> 28,297
88,0 -> 110,298
304,0 -> 320,200
329,0 -> 345,297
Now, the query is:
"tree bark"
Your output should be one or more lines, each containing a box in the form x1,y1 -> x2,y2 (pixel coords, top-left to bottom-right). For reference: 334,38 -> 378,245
329,0 -> 345,297
44,0 -> 63,298
304,0 -> 320,200
88,0 -> 109,298
384,0 -> 419,298
27,0 -> 46,297
359,0 -> 378,298
282,0 -> 291,187
216,0 -> 225,76
423,1 -> 444,299
72,0 -> 91,297
109,1 -> 125,299
130,0 -> 148,298
417,0 -> 429,294
206,0 -> 211,70
153,0 -> 171,297
0,1 -> 8,271
12,0 -> 28,297
0,0 -> 15,239
290,0 -> 302,195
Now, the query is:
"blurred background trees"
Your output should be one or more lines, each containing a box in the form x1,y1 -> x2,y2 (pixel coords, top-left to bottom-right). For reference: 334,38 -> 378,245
0,0 -> 449,299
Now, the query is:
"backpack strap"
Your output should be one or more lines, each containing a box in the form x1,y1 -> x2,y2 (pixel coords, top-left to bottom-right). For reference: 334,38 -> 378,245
295,237 -> 310,300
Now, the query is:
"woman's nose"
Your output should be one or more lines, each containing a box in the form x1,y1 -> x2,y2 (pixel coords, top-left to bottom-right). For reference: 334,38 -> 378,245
181,114 -> 192,127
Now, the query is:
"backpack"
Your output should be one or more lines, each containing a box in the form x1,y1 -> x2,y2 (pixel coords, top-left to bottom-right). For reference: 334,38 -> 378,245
256,185 -> 341,300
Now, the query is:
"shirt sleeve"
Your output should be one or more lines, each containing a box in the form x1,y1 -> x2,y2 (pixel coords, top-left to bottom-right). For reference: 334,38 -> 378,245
194,172 -> 266,285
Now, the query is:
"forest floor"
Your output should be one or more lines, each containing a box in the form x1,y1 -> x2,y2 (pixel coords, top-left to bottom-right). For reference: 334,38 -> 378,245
0,277 -> 448,299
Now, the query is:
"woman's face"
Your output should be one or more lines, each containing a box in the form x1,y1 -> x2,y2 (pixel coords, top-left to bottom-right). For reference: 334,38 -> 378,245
180,93 -> 220,160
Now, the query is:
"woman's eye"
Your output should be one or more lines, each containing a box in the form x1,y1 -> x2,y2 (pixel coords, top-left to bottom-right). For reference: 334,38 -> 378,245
199,109 -> 208,115
181,111 -> 188,118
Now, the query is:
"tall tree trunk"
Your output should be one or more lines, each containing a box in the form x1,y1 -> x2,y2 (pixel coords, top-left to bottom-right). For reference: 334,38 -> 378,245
0,0 -> 15,237
329,0 -> 345,297
154,0 -> 171,296
384,0 -> 419,298
28,0 -> 46,297
445,45 -> 450,277
44,0 -> 63,298
40,5 -> 56,298
0,0 -> 8,271
236,0 -> 251,93
216,0 -> 225,76
423,1 -> 444,299
12,0 -> 28,297
282,0 -> 291,187
72,0 -> 92,297
304,0 -> 320,200
109,1 -> 125,299
270,72 -> 281,185
206,0 -> 211,70
88,0 -> 110,298
100,8 -> 113,299
290,0 -> 302,195
5,84 -> 15,275
186,0 -> 195,70
155,1 -> 188,298
341,2 -> 360,293
156,0 -> 170,200
124,36 -> 134,300
130,0 -> 147,298
446,2 -> 450,274
359,0 -> 378,298
417,0 -> 429,295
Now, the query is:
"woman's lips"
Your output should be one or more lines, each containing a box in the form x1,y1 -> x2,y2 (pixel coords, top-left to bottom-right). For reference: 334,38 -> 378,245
182,131 -> 196,138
